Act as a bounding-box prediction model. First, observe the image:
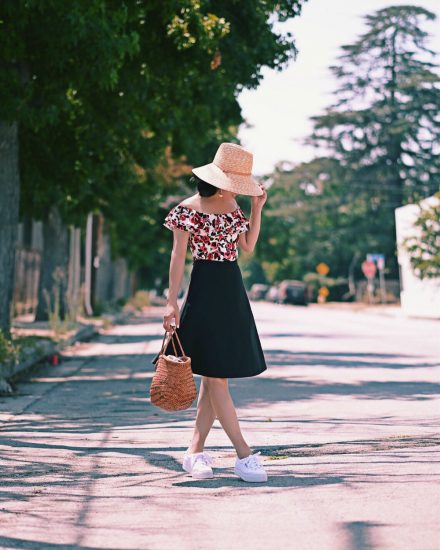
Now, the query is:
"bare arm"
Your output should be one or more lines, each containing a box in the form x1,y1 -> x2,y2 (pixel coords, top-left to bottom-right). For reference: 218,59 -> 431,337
163,228 -> 189,330
238,184 -> 267,254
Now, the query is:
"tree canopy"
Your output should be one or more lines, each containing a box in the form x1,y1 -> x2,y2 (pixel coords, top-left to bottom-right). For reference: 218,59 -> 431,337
0,0 -> 307,330
4,0 -> 307,262
259,5 -> 440,284
309,5 -> 440,205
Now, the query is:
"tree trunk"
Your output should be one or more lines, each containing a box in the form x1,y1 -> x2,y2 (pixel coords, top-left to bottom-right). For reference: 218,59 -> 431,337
94,214 -> 114,307
0,122 -> 20,338
388,28 -> 404,208
35,205 -> 69,322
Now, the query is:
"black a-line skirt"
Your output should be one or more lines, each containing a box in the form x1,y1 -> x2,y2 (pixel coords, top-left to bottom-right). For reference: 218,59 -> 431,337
160,258 -> 267,378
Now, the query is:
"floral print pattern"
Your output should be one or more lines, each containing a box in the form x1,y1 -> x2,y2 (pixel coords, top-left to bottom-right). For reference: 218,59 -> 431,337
163,204 -> 250,261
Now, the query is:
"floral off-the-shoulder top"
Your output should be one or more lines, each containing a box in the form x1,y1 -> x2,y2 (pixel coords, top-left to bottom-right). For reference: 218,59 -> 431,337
163,204 -> 250,261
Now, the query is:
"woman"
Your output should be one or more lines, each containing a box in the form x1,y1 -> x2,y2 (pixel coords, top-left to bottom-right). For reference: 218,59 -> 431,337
161,142 -> 268,483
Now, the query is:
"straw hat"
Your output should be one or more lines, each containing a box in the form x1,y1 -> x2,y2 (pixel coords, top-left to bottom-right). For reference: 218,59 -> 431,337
192,142 -> 263,197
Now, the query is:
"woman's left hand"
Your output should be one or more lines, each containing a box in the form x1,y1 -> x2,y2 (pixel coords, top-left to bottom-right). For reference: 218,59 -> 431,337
251,183 -> 267,211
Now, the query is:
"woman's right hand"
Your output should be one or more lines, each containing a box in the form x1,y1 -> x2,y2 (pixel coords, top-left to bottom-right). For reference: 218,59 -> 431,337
251,183 -> 267,211
163,301 -> 180,331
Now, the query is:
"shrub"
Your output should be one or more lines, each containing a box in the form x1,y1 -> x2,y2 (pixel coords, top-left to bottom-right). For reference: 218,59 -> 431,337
0,331 -> 20,368
129,290 -> 151,311
403,192 -> 440,280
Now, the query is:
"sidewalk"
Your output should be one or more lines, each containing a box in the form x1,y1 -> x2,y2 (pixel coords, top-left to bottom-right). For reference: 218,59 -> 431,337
308,301 -> 438,320
0,303 -> 439,549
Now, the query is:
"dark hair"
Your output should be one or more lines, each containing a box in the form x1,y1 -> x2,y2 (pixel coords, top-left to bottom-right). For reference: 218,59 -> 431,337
190,174 -> 218,197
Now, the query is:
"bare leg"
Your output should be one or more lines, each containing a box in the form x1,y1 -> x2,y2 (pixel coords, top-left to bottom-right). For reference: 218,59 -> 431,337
203,376 -> 251,459
188,377 -> 217,453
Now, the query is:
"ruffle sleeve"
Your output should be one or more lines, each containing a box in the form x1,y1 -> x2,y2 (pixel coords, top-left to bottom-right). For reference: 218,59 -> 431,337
163,205 -> 192,233
235,215 -> 250,234
230,209 -> 250,235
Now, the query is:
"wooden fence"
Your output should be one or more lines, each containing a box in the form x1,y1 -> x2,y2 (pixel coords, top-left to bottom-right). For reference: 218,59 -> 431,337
12,247 -> 41,318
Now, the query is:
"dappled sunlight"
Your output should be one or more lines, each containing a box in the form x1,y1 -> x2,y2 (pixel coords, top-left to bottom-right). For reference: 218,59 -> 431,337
29,372 -> 150,384
62,341 -> 152,357
1,306 -> 439,549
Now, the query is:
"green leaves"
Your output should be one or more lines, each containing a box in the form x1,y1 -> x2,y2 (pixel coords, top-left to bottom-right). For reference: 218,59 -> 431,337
3,0 -> 306,280
305,5 -> 440,277
257,6 -> 440,280
167,3 -> 230,52
255,157 -> 360,283
310,5 -> 440,197
403,193 -> 440,280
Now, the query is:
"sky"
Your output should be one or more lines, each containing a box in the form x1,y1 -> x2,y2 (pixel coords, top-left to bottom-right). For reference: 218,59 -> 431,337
237,0 -> 440,176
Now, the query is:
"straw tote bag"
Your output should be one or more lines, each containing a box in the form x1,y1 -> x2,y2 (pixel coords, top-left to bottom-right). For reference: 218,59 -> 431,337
150,327 -> 197,411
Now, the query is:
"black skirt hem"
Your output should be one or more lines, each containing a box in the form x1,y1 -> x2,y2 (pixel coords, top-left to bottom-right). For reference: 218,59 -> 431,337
191,369 -> 267,379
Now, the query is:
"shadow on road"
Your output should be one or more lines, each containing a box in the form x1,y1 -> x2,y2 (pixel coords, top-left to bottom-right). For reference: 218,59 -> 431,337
340,520 -> 386,550
0,536 -> 119,550
1,315 -> 439,507
173,473 -> 346,488
1,319 -> 438,439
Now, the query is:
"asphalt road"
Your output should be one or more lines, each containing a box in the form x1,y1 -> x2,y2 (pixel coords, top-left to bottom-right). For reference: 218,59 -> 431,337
0,302 -> 439,550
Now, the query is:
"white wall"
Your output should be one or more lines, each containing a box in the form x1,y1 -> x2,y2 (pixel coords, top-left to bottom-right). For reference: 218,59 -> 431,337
395,196 -> 440,319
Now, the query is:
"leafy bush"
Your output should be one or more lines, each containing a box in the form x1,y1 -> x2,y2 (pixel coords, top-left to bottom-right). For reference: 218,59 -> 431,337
240,259 -> 269,290
129,290 -> 151,311
403,193 -> 440,280
0,331 -> 20,367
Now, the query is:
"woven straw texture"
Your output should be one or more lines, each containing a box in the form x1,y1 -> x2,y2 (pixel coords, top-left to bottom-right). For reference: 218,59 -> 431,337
150,329 -> 197,411
192,142 -> 263,197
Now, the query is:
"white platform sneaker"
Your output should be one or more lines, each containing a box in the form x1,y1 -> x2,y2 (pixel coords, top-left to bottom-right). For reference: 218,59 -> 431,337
182,451 -> 214,479
234,451 -> 268,482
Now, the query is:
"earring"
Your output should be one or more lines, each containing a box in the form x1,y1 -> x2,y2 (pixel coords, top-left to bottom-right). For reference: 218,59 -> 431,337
218,189 -> 223,197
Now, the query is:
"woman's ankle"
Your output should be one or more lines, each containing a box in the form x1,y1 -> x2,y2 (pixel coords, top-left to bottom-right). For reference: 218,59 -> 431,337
236,446 -> 252,460
187,443 -> 204,454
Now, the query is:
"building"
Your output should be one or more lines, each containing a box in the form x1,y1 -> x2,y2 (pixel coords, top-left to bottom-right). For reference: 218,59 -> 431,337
395,195 -> 440,319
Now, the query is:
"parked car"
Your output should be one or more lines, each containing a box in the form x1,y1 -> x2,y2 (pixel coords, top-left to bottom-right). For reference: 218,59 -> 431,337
249,283 -> 270,301
278,280 -> 307,305
266,285 -> 280,303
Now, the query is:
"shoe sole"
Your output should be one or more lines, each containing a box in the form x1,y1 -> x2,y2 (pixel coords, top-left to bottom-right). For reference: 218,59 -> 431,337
191,470 -> 214,479
182,463 -> 213,479
234,467 -> 268,483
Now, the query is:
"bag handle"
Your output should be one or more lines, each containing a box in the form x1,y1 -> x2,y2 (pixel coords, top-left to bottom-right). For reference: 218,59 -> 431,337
159,326 -> 186,357
171,327 -> 186,356
158,329 -> 176,356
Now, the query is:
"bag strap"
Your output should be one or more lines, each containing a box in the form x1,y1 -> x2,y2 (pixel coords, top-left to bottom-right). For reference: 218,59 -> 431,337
159,329 -> 177,356
171,328 -> 186,356
158,326 -> 186,357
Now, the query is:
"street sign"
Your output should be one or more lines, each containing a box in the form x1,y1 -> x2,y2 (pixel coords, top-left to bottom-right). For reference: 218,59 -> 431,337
318,286 -> 329,303
367,253 -> 385,268
362,260 -> 376,279
316,262 -> 330,276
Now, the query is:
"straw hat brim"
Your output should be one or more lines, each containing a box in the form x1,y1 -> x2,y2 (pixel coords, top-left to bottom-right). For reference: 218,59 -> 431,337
192,163 -> 263,197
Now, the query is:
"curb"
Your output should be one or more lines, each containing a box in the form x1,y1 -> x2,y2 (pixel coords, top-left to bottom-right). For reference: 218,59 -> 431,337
0,311 -> 132,395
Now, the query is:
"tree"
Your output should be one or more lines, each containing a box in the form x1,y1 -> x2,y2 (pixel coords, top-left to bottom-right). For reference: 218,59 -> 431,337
0,122 -> 19,338
122,0 -> 308,287
308,5 -> 440,276
1,1 -> 307,329
21,0 -> 308,292
0,1 -> 139,328
256,157 -> 369,282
